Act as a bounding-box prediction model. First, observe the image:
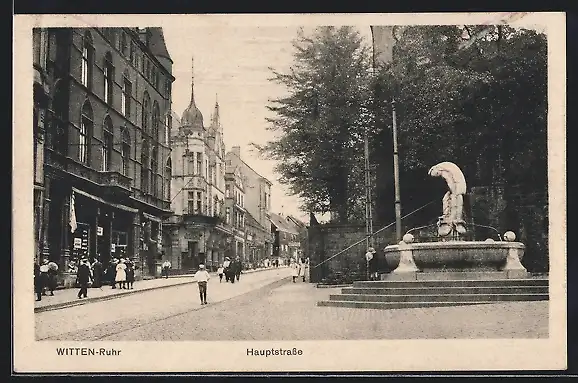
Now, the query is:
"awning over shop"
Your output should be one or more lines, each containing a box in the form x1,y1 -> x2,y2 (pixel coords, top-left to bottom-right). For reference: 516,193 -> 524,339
72,187 -> 139,214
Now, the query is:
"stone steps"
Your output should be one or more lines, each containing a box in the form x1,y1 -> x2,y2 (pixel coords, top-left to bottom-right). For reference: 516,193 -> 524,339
329,293 -> 549,303
353,279 -> 548,288
317,277 -> 549,310
341,286 -> 548,295
317,300 -> 495,309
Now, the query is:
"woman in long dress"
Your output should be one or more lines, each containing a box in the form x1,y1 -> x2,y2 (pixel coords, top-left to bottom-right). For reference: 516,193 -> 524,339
291,261 -> 299,283
115,259 -> 127,289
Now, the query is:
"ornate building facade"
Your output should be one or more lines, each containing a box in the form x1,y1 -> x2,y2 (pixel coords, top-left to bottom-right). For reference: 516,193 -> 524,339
226,147 -> 274,262
165,59 -> 233,272
34,27 -> 175,285
225,160 -> 246,259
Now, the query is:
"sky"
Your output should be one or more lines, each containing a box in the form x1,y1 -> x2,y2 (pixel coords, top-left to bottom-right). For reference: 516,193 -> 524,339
161,16 -> 546,224
163,25 -> 374,223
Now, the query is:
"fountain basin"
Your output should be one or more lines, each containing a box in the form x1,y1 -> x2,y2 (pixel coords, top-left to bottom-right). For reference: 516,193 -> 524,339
383,241 -> 528,279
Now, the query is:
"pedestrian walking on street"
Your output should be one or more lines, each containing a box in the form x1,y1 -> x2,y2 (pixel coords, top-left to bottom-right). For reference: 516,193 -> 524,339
234,257 -> 243,282
34,263 -> 43,301
91,259 -> 103,288
161,259 -> 172,279
109,258 -> 119,288
46,260 -> 58,295
291,261 -> 299,283
77,257 -> 92,299
223,257 -> 232,283
301,258 -> 309,282
115,258 -> 127,289
39,260 -> 50,296
125,260 -> 135,289
217,264 -> 224,282
193,264 -> 210,305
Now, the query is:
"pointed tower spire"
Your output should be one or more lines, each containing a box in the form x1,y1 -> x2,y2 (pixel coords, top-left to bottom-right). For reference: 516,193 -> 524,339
181,55 -> 204,130
191,56 -> 195,102
212,93 -> 221,129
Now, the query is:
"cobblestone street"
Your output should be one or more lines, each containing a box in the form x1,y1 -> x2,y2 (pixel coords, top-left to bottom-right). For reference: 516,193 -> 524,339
36,267 -> 548,341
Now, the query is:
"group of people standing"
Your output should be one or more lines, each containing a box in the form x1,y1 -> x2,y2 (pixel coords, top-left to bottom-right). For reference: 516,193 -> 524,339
34,259 -> 59,301
219,256 -> 243,283
291,258 -> 309,283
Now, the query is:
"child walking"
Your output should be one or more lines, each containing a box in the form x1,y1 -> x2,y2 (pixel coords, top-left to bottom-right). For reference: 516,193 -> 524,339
217,264 -> 224,283
193,264 -> 210,305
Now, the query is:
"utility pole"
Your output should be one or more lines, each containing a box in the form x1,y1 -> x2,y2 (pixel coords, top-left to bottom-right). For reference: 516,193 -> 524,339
363,125 -> 374,250
392,97 -> 402,243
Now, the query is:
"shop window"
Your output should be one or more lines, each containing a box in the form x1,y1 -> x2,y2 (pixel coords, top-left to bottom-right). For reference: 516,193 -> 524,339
81,31 -> 94,89
79,100 -> 93,164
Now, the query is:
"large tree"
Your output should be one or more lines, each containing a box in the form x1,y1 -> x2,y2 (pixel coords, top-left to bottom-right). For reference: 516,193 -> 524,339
254,26 -> 372,223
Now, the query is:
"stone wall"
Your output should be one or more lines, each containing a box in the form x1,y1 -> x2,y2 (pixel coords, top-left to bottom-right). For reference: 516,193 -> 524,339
308,222 -> 397,284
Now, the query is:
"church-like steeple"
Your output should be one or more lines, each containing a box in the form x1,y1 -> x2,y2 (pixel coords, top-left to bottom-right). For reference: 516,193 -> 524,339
211,94 -> 221,129
180,56 -> 204,130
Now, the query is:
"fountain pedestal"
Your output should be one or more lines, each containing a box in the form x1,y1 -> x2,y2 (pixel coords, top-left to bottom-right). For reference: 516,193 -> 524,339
382,241 -> 529,281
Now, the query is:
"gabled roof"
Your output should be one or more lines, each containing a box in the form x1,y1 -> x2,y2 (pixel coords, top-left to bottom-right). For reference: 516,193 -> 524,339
269,213 -> 299,235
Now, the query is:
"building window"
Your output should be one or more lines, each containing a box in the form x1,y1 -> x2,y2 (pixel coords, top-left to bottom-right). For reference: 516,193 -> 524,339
120,32 -> 128,55
214,196 -> 219,216
129,42 -> 135,63
196,191 -> 202,214
51,79 -> 68,155
121,127 -> 130,176
142,92 -> 150,134
79,100 -> 93,164
152,101 -> 160,141
226,207 -> 231,224
165,113 -> 171,145
141,140 -> 150,193
122,76 -> 132,117
81,31 -> 94,89
33,28 -> 49,69
196,152 -> 202,176
165,158 -> 172,200
102,117 -> 113,171
188,191 -> 195,214
151,145 -> 158,196
103,52 -> 114,105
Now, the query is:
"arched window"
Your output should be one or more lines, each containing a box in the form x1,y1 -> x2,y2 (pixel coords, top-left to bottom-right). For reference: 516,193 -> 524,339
79,101 -> 93,164
103,52 -> 114,105
120,32 -> 128,56
141,139 -> 150,193
102,116 -> 113,171
164,158 -> 172,200
152,101 -> 160,141
121,70 -> 132,117
121,127 -> 130,176
81,31 -> 94,89
142,92 -> 150,134
151,145 -> 158,196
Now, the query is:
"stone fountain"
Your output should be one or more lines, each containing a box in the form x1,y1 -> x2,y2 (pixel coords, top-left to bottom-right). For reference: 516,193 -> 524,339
383,162 -> 529,281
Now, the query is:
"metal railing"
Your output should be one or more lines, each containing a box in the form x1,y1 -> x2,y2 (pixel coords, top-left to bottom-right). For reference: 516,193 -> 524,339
312,200 -> 436,269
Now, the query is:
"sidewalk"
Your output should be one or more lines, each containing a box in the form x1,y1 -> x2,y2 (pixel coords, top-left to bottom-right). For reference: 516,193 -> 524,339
34,266 -> 287,313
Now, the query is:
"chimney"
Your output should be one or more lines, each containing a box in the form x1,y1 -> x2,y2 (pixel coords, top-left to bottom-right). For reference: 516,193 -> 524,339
232,146 -> 241,158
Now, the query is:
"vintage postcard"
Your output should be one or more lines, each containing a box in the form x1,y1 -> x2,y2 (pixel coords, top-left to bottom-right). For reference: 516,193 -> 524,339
13,12 -> 566,373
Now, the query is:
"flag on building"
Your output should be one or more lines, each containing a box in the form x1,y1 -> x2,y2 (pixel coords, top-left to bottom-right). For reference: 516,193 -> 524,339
69,191 -> 77,233
370,26 -> 396,67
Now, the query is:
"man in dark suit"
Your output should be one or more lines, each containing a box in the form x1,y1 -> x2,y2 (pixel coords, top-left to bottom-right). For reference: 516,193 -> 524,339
77,257 -> 92,299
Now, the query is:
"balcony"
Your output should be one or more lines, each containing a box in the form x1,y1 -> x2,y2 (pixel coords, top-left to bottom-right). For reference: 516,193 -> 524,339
183,213 -> 224,226
99,171 -> 132,194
